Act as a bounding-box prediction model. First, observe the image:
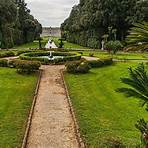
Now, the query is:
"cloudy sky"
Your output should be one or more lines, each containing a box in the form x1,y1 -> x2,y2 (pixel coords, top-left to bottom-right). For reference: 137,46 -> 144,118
25,0 -> 79,27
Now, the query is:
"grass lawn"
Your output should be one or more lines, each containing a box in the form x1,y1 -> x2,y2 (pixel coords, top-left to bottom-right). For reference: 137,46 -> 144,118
83,51 -> 148,60
65,62 -> 148,147
14,37 -> 49,50
51,37 -> 89,49
0,68 -> 38,147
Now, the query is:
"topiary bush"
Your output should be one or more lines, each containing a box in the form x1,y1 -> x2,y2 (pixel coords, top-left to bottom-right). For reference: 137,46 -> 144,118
105,40 -> 123,54
77,62 -> 91,73
14,60 -> 41,74
0,59 -> 8,67
66,60 -> 90,74
89,53 -> 94,57
88,58 -> 113,68
0,51 -> 15,58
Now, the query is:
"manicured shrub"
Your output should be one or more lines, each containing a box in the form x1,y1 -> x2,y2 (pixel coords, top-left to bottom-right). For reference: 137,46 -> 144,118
14,60 -> 41,74
102,57 -> 113,65
66,60 -> 90,74
66,61 -> 81,73
88,58 -> 113,68
16,50 -> 33,56
20,51 -> 81,64
0,51 -> 15,58
0,59 -> 8,67
77,62 -> 91,73
89,53 -> 94,57
105,40 -> 123,54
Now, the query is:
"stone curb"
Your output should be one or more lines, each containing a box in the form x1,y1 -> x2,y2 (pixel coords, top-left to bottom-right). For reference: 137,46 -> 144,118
60,69 -> 86,148
21,69 -> 43,148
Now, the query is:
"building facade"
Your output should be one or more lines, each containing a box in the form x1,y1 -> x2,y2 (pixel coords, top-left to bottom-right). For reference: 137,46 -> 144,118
41,27 -> 61,37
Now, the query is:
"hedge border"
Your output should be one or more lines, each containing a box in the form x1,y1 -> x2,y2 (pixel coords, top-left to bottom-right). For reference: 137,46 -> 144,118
21,69 -> 43,148
19,51 -> 81,64
61,70 -> 86,148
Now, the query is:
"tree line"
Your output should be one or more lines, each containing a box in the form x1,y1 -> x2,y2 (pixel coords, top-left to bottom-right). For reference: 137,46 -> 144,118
0,0 -> 42,49
61,0 -> 148,49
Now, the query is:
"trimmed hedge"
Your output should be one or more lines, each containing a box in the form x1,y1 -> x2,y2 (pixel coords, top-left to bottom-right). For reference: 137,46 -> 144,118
0,59 -> 41,74
0,51 -> 15,58
88,58 -> 113,68
66,60 -> 91,74
0,59 -> 8,67
19,51 -> 81,64
65,57 -> 113,74
14,60 -> 41,74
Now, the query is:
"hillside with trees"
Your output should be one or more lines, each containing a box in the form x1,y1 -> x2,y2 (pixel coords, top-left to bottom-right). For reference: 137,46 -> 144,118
61,0 -> 148,49
0,0 -> 42,49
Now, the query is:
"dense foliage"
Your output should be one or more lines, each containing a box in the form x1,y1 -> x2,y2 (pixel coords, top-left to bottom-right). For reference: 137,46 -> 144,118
66,60 -> 91,74
105,40 -> 123,54
0,0 -> 42,49
126,22 -> 148,51
61,0 -> 148,49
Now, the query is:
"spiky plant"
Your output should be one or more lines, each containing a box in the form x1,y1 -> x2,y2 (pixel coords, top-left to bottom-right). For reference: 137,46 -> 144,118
117,63 -> 148,146
127,22 -> 148,50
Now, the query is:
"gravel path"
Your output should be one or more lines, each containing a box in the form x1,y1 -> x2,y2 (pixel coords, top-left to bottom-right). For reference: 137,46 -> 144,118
27,65 -> 79,148
82,56 -> 99,61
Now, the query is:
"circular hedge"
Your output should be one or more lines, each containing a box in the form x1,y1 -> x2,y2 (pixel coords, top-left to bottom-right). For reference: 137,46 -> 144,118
19,51 -> 81,64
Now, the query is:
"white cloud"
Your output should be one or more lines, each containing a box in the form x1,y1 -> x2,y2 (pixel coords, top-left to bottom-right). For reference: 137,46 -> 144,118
25,0 -> 79,27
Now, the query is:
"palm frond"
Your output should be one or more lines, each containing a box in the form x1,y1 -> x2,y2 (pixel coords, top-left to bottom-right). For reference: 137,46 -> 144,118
126,22 -> 148,50
117,63 -> 148,108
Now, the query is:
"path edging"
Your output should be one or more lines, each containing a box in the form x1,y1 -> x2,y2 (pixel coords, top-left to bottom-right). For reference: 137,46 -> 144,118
61,70 -> 86,148
21,70 -> 43,148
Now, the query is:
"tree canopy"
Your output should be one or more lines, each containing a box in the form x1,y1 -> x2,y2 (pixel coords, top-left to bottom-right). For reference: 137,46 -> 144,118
61,0 -> 148,49
0,0 -> 42,48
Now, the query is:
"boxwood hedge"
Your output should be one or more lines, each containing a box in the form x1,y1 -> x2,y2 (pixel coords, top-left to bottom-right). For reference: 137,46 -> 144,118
19,51 -> 81,64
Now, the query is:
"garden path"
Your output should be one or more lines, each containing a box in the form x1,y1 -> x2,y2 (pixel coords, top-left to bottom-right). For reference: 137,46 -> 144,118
27,65 -> 79,148
82,56 -> 99,61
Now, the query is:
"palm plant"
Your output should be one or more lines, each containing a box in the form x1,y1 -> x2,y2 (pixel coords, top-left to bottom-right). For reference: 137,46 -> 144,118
117,63 -> 148,146
126,22 -> 148,50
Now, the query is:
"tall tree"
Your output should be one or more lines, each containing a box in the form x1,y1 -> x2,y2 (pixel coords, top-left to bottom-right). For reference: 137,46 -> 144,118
61,0 -> 148,49
0,0 -> 42,48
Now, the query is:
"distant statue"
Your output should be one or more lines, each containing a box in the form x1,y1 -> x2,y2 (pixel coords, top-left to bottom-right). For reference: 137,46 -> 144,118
101,40 -> 105,50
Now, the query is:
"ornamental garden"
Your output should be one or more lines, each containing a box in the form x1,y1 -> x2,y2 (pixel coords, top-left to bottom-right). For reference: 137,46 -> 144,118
0,0 -> 148,147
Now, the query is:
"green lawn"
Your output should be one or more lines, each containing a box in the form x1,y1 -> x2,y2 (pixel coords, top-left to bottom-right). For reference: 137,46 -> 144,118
83,51 -> 148,60
51,37 -> 89,49
65,62 -> 148,147
0,68 -> 37,147
14,37 -> 49,50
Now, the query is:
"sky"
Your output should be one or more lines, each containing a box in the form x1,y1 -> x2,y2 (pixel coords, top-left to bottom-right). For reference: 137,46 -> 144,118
25,0 -> 79,27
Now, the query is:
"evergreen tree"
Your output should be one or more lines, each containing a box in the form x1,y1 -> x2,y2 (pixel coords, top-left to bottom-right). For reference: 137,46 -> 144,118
61,0 -> 148,49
